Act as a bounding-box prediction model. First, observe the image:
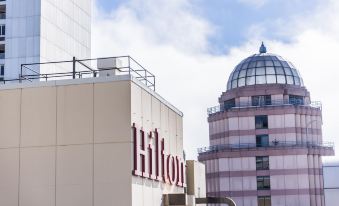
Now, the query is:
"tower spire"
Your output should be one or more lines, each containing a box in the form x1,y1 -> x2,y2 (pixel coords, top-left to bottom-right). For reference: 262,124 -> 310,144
259,41 -> 267,53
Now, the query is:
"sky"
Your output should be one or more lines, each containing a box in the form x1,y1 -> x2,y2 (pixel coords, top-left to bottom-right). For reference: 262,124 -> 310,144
93,0 -> 339,161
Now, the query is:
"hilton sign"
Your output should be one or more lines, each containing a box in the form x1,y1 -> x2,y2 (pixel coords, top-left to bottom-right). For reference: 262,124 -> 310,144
132,123 -> 186,187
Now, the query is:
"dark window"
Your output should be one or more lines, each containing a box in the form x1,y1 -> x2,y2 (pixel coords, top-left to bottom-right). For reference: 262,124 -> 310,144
256,135 -> 269,147
289,95 -> 304,105
255,115 -> 268,129
258,196 -> 271,206
257,176 -> 270,190
0,64 -> 4,76
0,25 -> 4,36
256,156 -> 269,170
252,95 -> 271,106
224,98 -> 235,110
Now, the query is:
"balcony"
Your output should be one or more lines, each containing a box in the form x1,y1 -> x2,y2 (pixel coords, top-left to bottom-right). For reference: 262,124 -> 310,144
207,99 -> 322,115
198,141 -> 334,154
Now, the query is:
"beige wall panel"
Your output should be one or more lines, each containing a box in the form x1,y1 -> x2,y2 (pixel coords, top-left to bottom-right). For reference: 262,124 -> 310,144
19,147 -> 55,206
285,195 -> 299,206
21,87 -> 56,147
230,158 -> 242,171
218,158 -> 229,172
141,89 -> 152,131
151,96 -> 161,129
239,117 -> 249,130
299,195 -> 311,206
243,176 -> 256,190
284,114 -> 296,127
0,148 -> 19,206
271,195 -> 286,206
94,81 -> 131,143
160,103 -> 169,152
232,197 -> 243,206
243,196 -> 257,206
0,89 -> 21,148
298,174 -> 310,189
94,143 -> 132,206
131,83 -> 142,127
57,84 -> 93,145
284,174 -> 298,189
228,117 -> 239,130
176,114 -> 183,157
56,145 -> 93,206
168,110 -> 177,153
271,175 -> 285,189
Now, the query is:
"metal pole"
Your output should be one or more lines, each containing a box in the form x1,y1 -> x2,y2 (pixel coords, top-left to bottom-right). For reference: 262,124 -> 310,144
72,57 -> 76,79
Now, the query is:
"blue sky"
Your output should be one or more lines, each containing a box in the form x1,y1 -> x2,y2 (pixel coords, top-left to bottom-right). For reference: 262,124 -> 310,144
93,0 -> 339,161
96,0 -> 322,54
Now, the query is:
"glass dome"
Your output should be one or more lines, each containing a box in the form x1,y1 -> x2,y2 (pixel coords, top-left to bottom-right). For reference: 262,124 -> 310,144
226,43 -> 304,90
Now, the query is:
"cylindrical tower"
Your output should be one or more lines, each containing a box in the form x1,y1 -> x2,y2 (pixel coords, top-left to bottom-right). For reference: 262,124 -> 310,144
198,43 -> 334,206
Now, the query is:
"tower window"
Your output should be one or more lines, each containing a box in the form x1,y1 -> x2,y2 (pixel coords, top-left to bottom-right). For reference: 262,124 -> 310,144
0,64 -> 3,76
252,95 -> 271,106
258,196 -> 271,206
256,135 -> 269,147
289,95 -> 304,105
256,156 -> 269,170
224,98 -> 235,110
257,176 -> 270,190
255,115 -> 268,129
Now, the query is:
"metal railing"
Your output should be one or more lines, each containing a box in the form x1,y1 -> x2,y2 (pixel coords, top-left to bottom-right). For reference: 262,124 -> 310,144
3,56 -> 157,91
207,99 -> 322,115
198,141 -> 334,154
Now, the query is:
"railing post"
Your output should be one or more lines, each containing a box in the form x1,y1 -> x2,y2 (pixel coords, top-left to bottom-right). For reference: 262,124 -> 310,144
72,56 -> 76,79
20,64 -> 23,83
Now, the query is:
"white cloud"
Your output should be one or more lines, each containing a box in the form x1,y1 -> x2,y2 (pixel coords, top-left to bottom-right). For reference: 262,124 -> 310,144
92,0 -> 339,161
237,0 -> 268,8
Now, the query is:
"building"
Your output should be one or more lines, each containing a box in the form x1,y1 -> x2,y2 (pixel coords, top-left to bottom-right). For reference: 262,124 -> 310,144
198,43 -> 335,206
0,56 -> 213,206
0,0 -> 91,81
323,161 -> 339,206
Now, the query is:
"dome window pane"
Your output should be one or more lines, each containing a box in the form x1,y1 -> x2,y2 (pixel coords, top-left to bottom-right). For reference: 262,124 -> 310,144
256,75 -> 266,84
273,61 -> 282,66
246,76 -> 255,85
263,56 -> 271,60
232,80 -> 238,88
286,76 -> 294,84
249,61 -> 256,68
227,81 -> 232,90
275,67 -> 284,75
284,67 -> 292,75
265,60 -> 274,66
277,75 -> 286,84
266,67 -> 275,75
238,78 -> 246,87
256,67 -> 265,75
239,69 -> 247,78
291,69 -> 298,76
256,61 -> 265,67
294,77 -> 300,85
232,71 -> 240,79
247,68 -> 255,76
266,75 -> 276,83
241,63 -> 249,69
281,61 -> 289,67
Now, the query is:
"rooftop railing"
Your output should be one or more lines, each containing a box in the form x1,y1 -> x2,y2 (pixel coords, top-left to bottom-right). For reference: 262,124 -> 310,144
198,141 -> 334,154
207,99 -> 322,115
1,56 -> 156,91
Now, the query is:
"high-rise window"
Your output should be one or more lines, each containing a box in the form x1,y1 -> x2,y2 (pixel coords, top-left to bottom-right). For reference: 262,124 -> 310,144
257,176 -> 270,190
256,156 -> 269,170
256,135 -> 269,147
252,95 -> 271,106
289,95 -> 304,105
224,98 -> 235,110
0,64 -> 3,75
258,196 -> 271,206
255,115 -> 268,129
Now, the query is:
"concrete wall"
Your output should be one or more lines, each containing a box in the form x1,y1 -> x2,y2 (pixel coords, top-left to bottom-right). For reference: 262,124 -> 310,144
0,76 -> 184,206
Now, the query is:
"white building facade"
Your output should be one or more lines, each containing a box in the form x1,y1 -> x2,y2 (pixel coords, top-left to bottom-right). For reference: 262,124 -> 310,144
323,161 -> 339,206
1,0 -> 91,80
